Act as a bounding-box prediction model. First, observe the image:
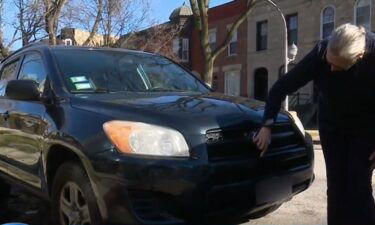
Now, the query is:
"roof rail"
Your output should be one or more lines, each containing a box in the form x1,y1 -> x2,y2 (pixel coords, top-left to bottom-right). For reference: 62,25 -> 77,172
1,41 -> 49,63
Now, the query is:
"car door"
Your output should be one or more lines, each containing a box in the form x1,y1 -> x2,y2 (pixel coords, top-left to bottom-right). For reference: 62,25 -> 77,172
4,52 -> 48,189
0,58 -> 22,177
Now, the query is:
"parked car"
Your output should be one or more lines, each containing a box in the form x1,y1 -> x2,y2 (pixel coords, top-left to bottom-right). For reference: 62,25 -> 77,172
0,44 -> 314,225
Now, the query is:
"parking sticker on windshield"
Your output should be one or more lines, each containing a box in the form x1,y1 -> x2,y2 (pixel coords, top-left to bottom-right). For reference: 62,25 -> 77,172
70,76 -> 88,83
75,83 -> 92,90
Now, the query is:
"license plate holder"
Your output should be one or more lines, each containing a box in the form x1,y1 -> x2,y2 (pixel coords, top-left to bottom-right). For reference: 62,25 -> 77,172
255,177 -> 292,205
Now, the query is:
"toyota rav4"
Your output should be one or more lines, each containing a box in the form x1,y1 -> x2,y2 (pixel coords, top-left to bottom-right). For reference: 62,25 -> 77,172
0,44 -> 314,225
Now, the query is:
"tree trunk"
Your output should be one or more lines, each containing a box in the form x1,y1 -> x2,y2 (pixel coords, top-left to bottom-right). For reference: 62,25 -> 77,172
47,18 -> 56,45
203,57 -> 214,86
105,16 -> 112,46
43,0 -> 66,45
22,35 -> 29,46
0,41 -> 8,58
83,0 -> 103,46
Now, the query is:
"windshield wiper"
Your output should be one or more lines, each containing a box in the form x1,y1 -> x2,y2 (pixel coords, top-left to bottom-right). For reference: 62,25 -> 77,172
149,87 -> 183,92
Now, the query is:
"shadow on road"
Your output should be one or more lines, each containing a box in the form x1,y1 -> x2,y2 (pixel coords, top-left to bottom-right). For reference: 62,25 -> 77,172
0,187 -> 50,225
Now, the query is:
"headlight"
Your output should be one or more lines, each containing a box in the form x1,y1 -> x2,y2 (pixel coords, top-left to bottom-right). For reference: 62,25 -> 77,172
103,121 -> 190,157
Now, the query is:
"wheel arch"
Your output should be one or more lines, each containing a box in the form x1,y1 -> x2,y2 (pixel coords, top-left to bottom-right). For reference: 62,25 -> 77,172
44,144 -> 108,219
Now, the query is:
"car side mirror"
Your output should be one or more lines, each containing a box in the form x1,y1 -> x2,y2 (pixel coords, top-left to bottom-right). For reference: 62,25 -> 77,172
5,80 -> 41,101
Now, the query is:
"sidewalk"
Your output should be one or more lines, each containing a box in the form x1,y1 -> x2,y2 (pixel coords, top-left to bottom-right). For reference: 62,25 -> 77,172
306,130 -> 320,145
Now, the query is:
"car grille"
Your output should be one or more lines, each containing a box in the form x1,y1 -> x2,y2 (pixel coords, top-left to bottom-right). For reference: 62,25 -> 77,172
204,123 -> 311,214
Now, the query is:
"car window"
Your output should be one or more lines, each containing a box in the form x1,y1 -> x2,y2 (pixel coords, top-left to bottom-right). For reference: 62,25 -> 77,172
0,60 -> 19,96
18,53 -> 47,93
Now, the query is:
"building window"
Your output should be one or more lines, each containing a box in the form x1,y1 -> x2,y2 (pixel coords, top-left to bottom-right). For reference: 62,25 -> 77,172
209,30 -> 216,51
256,21 -> 268,51
355,0 -> 371,31
286,14 -> 298,45
182,38 -> 189,62
224,70 -> 240,96
173,39 -> 179,55
228,29 -> 238,56
172,38 -> 189,62
321,6 -> 335,39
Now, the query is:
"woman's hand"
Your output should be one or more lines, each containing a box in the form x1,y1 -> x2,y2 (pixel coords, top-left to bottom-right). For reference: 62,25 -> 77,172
253,127 -> 271,157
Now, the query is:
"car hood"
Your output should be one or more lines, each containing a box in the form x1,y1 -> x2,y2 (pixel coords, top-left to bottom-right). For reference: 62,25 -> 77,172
70,92 -> 289,134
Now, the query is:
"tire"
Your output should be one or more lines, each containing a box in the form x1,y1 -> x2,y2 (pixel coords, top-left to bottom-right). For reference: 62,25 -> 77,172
0,179 -> 11,203
51,161 -> 102,225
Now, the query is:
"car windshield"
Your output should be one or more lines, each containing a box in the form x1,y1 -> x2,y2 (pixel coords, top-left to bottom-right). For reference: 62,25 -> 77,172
52,49 -> 210,93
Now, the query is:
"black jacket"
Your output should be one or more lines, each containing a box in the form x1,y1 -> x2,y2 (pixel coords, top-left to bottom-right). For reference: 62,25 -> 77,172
263,32 -> 375,134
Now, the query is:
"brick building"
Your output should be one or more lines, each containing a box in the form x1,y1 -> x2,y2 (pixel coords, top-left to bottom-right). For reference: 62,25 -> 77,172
117,4 -> 194,69
191,0 -> 249,97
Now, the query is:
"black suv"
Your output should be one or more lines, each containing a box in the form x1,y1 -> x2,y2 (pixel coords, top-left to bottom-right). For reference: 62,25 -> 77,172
0,44 -> 314,225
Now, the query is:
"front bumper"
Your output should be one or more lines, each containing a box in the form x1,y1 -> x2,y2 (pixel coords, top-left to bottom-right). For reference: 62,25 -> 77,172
90,145 -> 314,225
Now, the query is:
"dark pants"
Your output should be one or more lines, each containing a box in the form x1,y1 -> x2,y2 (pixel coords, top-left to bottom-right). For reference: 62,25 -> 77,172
320,132 -> 375,225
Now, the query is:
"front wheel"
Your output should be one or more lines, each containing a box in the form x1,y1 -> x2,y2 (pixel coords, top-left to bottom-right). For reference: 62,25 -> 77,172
51,162 -> 102,225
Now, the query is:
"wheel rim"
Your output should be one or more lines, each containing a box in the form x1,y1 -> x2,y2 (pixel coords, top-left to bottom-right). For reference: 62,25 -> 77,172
59,182 -> 91,225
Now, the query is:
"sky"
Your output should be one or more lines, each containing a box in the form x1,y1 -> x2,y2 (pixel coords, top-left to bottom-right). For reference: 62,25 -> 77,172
151,0 -> 232,23
4,0 -> 232,50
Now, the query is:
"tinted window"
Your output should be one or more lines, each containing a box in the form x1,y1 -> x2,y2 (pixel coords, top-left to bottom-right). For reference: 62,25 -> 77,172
52,49 -> 209,93
0,60 -> 19,96
18,53 -> 47,92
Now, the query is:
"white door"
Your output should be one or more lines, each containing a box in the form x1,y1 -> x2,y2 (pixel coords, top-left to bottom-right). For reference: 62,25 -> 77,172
225,71 -> 240,96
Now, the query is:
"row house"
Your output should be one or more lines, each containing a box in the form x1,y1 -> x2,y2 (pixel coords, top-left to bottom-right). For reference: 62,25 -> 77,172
117,4 -> 193,69
118,0 -> 373,112
191,0 -> 249,97
248,0 -> 373,126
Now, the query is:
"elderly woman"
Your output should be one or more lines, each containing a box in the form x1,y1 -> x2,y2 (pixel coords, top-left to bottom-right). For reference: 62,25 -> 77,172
254,23 -> 375,225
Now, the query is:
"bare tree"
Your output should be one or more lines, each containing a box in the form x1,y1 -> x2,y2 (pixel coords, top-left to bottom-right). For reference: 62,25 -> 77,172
43,0 -> 67,45
14,0 -> 45,46
189,0 -> 257,85
0,0 -> 21,57
101,0 -> 150,46
0,0 -> 8,57
120,22 -> 183,61
61,0 -> 103,46
62,0 -> 149,47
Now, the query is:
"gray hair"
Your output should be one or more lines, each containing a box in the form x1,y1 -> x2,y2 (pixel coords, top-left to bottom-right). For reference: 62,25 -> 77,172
327,23 -> 366,62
